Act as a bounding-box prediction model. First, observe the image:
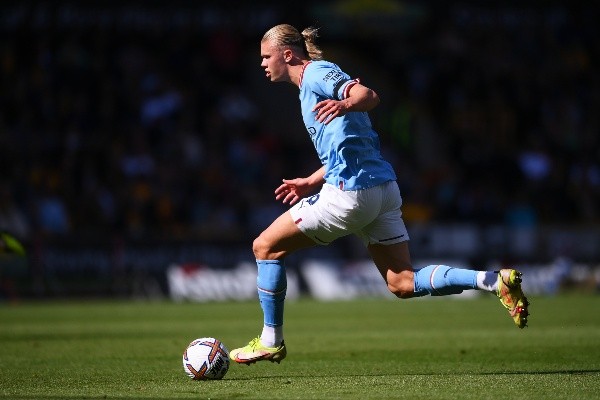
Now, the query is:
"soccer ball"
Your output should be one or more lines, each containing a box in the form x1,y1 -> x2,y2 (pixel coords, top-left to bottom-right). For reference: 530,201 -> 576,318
182,337 -> 230,380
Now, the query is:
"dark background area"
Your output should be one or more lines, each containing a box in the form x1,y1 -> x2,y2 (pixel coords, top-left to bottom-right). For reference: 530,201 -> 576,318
0,1 -> 598,298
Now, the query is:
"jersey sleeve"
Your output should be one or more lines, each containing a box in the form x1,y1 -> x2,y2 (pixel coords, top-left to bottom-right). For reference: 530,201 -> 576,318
304,62 -> 359,101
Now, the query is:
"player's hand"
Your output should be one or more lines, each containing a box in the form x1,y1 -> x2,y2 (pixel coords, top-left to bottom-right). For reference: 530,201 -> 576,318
313,99 -> 348,124
274,178 -> 315,206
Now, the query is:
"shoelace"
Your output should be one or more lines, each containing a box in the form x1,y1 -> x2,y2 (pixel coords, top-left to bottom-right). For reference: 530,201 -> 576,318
249,337 -> 261,350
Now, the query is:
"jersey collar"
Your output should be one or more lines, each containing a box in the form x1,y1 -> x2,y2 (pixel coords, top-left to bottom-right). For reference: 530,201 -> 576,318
299,61 -> 312,88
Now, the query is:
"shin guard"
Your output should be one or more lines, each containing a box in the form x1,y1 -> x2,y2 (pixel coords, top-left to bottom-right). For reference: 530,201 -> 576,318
413,264 -> 478,297
257,260 -> 287,327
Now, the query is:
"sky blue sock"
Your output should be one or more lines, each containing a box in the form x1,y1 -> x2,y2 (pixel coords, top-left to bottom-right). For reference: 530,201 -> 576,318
257,259 -> 287,327
413,265 -> 478,297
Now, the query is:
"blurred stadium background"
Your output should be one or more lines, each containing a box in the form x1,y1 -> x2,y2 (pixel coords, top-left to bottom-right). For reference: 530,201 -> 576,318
0,1 -> 598,301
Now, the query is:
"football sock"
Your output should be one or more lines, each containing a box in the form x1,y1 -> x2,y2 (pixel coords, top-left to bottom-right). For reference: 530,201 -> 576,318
256,259 -> 286,334
260,324 -> 283,347
476,271 -> 498,292
413,264 -> 478,297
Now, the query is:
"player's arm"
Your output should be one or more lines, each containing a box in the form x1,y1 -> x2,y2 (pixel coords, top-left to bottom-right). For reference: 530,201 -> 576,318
274,166 -> 325,205
313,82 -> 380,124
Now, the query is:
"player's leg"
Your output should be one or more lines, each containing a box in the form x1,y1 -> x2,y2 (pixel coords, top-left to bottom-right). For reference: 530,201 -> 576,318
232,184 -> 372,364
368,242 -> 529,327
230,209 -> 315,365
415,262 -> 530,328
368,241 -> 414,298
362,181 -> 529,327
368,241 -> 484,297
252,209 -> 315,345
252,209 -> 318,260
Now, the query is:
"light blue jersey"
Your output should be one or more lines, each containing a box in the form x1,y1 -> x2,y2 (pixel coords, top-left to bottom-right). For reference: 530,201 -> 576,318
299,60 -> 396,190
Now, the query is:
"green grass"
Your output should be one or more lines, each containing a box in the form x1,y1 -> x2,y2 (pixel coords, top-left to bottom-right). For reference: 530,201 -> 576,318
1,294 -> 599,399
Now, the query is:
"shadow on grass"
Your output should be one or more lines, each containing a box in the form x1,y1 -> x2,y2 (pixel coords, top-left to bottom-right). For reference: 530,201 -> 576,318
477,369 -> 600,375
225,368 -> 600,381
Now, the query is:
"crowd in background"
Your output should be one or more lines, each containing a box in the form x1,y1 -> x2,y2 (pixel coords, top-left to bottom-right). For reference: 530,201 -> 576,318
0,3 -> 598,243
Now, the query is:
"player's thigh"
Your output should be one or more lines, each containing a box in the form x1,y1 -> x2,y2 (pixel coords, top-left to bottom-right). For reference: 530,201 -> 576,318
368,241 -> 414,296
253,210 -> 316,260
368,241 -> 413,274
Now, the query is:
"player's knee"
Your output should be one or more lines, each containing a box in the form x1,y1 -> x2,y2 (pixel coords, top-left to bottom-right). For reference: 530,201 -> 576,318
252,235 -> 273,260
388,283 -> 414,299
387,271 -> 415,299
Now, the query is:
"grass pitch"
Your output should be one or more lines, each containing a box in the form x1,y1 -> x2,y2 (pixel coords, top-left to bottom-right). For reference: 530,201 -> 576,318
1,294 -> 599,399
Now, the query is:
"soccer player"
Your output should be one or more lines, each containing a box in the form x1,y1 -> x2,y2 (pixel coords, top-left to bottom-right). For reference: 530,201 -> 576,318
229,24 -> 529,365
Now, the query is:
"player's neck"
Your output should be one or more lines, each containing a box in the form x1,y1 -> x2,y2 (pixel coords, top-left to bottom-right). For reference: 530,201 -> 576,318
290,60 -> 311,88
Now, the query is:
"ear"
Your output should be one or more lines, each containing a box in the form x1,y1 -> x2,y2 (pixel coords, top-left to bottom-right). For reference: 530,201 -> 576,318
282,48 -> 293,63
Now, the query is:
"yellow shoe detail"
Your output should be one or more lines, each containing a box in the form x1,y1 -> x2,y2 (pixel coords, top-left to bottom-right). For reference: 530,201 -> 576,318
230,337 -> 287,365
497,269 -> 530,328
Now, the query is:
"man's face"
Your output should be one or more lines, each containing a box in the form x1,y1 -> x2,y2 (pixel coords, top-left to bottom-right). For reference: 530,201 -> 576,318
260,40 -> 288,83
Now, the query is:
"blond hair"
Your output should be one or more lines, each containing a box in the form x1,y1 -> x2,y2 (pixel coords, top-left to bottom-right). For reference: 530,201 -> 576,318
261,24 -> 323,61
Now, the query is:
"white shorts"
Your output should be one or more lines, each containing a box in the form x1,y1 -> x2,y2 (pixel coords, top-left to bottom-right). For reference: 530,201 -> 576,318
289,180 -> 409,246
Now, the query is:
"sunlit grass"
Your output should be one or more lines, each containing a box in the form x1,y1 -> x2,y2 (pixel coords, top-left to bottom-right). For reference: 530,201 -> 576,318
1,294 -> 599,399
